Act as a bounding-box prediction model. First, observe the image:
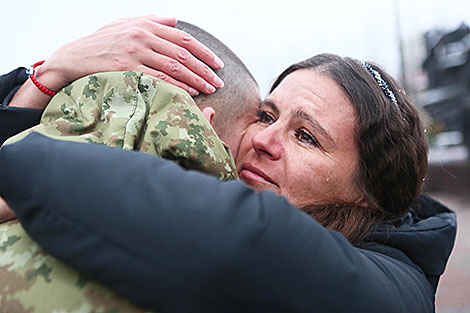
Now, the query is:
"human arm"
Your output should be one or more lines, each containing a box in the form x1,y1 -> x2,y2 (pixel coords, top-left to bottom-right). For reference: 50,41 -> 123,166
0,68 -> 43,146
1,15 -> 224,144
0,133 -> 435,313
8,15 -> 224,112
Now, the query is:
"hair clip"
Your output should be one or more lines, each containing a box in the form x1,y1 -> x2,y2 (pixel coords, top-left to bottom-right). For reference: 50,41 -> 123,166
359,61 -> 398,109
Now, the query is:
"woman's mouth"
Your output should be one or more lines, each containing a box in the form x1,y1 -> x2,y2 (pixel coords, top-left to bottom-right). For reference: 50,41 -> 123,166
239,163 -> 278,188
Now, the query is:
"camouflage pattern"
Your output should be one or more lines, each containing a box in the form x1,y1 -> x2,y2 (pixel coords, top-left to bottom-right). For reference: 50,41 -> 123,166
1,72 -> 238,312
5,71 -> 237,180
0,220 -> 152,313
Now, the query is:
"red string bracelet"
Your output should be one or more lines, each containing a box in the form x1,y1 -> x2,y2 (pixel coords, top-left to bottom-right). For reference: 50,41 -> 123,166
26,60 -> 57,97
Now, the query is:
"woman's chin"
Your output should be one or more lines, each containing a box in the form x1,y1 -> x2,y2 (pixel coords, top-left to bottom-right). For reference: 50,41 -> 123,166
240,175 -> 279,194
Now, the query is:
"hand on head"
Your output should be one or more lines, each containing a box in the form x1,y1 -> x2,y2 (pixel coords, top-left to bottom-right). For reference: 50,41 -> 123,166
10,15 -> 224,110
50,15 -> 224,94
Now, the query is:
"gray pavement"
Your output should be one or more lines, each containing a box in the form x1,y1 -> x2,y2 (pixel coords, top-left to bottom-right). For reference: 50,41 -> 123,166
427,162 -> 470,313
432,192 -> 470,313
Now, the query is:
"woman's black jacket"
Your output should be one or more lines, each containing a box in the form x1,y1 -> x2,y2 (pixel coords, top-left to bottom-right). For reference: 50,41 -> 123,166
0,68 -> 457,313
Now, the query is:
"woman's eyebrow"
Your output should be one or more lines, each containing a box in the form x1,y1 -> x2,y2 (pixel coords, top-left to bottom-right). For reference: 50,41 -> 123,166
260,100 -> 280,115
295,110 -> 335,145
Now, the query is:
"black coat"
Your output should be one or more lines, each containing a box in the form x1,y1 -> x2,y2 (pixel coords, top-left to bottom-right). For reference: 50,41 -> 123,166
0,68 -> 42,145
0,68 -> 457,313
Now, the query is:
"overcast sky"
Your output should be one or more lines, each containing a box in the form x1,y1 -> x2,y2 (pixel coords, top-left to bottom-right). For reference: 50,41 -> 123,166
2,0 -> 469,95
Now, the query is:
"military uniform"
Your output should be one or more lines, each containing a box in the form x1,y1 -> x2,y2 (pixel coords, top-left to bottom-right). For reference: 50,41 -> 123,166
0,219 -> 151,313
1,72 -> 237,312
4,71 -> 237,180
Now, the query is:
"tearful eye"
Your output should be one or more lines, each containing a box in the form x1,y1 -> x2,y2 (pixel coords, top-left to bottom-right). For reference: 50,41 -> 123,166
257,109 -> 275,124
295,129 -> 319,147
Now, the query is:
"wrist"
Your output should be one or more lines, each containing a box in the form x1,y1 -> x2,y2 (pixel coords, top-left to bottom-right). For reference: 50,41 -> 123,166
34,60 -> 69,93
26,61 -> 58,97
8,79 -> 51,110
9,60 -> 73,110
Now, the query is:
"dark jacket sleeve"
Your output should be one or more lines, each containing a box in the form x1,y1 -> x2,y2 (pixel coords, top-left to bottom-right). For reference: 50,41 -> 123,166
0,68 -> 43,145
0,133 -> 434,313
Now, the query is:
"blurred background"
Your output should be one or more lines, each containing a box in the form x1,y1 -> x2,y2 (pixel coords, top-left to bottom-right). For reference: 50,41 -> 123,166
2,0 -> 469,311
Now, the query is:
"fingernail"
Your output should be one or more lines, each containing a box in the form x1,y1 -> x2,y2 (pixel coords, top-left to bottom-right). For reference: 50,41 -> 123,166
213,75 -> 224,88
214,56 -> 224,69
206,83 -> 216,94
188,87 -> 199,96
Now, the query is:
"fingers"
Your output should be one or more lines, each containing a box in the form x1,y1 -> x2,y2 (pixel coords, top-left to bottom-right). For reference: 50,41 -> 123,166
67,15 -> 225,95
142,36 -> 222,94
143,15 -> 177,27
138,65 -> 200,96
146,22 -> 224,70
96,16 -> 224,94
98,15 -> 177,31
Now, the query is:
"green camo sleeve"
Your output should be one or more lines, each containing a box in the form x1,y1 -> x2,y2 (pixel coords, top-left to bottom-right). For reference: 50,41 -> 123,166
5,71 -> 237,180
1,71 -> 238,312
0,220 -> 152,313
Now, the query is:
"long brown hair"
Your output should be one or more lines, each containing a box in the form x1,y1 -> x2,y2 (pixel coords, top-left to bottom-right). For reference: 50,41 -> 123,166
271,54 -> 428,244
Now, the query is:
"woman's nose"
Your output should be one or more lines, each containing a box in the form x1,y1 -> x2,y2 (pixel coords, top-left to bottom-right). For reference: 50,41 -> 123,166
251,125 -> 283,160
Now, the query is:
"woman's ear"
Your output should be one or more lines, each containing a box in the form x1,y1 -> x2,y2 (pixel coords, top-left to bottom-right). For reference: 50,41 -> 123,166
202,107 -> 216,126
351,190 -> 370,208
357,198 -> 370,208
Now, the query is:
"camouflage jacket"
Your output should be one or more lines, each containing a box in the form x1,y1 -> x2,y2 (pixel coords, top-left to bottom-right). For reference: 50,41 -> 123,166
0,72 -> 237,312
5,71 -> 237,180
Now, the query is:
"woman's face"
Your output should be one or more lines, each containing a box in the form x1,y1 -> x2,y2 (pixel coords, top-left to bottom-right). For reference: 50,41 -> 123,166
236,69 -> 364,208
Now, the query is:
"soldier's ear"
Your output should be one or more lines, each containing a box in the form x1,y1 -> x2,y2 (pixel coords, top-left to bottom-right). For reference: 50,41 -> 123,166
0,196 -> 15,222
202,107 -> 215,126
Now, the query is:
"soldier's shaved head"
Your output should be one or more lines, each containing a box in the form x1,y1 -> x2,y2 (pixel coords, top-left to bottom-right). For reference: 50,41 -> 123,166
175,21 -> 260,158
